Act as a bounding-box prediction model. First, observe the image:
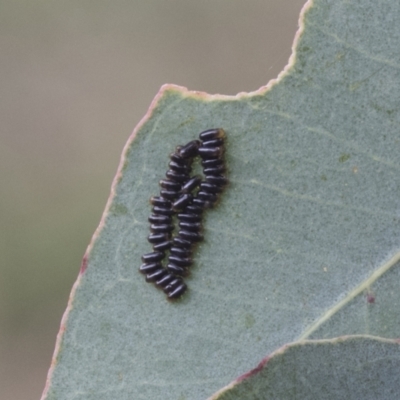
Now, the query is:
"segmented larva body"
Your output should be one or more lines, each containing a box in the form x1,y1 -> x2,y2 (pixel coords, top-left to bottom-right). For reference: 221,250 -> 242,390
139,128 -> 228,300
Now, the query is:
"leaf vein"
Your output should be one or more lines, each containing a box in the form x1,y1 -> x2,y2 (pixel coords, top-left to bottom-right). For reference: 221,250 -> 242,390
298,249 -> 400,339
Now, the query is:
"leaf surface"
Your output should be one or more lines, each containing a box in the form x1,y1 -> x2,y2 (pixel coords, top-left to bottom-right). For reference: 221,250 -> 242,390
209,336 -> 400,400
42,0 -> 400,399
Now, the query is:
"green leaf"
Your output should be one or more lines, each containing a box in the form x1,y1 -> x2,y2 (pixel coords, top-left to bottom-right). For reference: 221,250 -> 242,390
209,336 -> 400,400
42,0 -> 400,399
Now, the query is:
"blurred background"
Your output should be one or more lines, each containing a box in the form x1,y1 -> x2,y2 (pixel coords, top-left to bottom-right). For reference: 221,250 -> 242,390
0,1 -> 305,398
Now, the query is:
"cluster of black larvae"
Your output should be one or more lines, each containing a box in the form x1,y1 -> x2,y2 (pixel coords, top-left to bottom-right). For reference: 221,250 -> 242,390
139,128 -> 228,300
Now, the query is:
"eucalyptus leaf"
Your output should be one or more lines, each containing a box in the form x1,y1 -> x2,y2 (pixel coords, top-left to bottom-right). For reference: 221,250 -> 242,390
209,336 -> 400,400
42,0 -> 400,399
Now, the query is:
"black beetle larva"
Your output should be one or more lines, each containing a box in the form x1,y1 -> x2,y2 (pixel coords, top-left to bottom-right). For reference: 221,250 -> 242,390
166,170 -> 190,182
142,251 -> 165,263
150,223 -> 174,233
178,229 -> 203,242
170,246 -> 192,257
150,196 -> 172,207
198,146 -> 223,159
147,232 -> 170,244
179,140 -> 201,158
205,175 -> 228,186
199,182 -> 223,194
202,138 -> 224,148
172,236 -> 193,248
160,189 -> 181,201
192,197 -> 211,209
152,206 -> 174,216
169,160 -> 191,173
201,158 -> 224,168
153,240 -> 172,252
184,204 -> 204,215
170,152 -> 192,166
167,283 -> 187,299
148,214 -> 172,224
178,221 -> 202,232
168,255 -> 193,267
177,213 -> 202,222
199,128 -> 225,141
172,193 -> 193,211
197,191 -> 218,203
159,179 -> 181,191
180,175 -> 202,193
166,263 -> 188,276
203,166 -> 225,175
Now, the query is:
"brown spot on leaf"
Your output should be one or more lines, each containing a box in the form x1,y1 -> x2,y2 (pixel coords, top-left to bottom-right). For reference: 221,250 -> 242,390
367,293 -> 375,304
237,355 -> 270,383
80,255 -> 89,274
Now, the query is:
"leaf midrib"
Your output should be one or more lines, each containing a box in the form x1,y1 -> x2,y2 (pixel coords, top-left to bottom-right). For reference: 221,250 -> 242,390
298,249 -> 400,339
